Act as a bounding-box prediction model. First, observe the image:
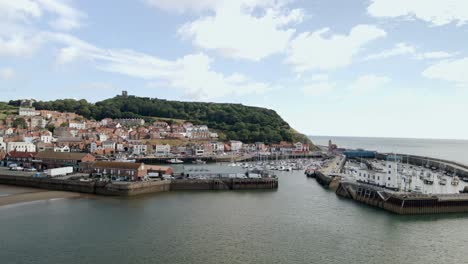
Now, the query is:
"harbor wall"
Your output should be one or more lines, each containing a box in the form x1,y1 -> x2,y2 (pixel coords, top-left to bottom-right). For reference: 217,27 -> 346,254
336,182 -> 468,215
0,175 -> 96,193
0,174 -> 278,196
315,171 -> 333,187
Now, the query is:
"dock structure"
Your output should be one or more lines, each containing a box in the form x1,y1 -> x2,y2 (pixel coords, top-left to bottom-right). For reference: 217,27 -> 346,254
336,181 -> 468,215
314,155 -> 347,188
0,174 -> 278,197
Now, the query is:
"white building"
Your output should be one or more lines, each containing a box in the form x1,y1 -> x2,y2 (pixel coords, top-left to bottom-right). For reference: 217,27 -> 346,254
155,144 -> 171,156
0,137 -> 6,151
18,107 -> 39,116
229,140 -> 243,152
7,142 -> 36,152
89,142 -> 100,153
102,141 -> 116,150
132,145 -> 147,155
54,145 -> 70,152
98,133 -> 108,141
69,122 -> 86,130
116,143 -> 125,152
353,161 -> 400,190
211,142 -> 225,153
41,135 -> 54,143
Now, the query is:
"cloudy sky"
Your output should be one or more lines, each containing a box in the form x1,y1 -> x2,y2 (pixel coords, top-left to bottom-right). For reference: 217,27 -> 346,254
1,0 -> 468,140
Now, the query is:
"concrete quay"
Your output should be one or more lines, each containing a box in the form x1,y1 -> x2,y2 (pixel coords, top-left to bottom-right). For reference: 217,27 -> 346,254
336,181 -> 468,215
0,174 -> 278,197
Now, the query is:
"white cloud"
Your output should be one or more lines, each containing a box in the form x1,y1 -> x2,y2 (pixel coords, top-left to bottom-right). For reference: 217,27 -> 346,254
349,74 -> 391,94
0,0 -> 84,31
178,1 -> 303,61
416,51 -> 455,60
422,58 -> 468,87
365,42 -> 415,60
98,52 -> 270,99
302,81 -> 335,96
368,0 -> 468,26
286,24 -> 386,72
0,34 -> 45,57
37,0 -> 85,30
365,43 -> 455,61
0,67 -> 15,80
46,33 -> 270,99
144,0 -> 220,13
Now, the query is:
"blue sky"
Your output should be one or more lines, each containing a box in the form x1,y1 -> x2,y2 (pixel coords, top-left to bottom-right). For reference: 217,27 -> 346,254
1,0 -> 468,140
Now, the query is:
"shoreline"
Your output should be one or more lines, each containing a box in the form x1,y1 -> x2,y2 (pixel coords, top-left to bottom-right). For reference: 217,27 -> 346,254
0,185 -> 83,207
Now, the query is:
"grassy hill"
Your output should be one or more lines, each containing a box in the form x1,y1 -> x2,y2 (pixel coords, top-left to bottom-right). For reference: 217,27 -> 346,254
22,95 -> 314,146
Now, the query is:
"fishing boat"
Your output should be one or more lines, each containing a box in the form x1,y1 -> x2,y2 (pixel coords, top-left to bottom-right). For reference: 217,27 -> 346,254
451,176 -> 460,186
439,178 -> 447,186
167,158 -> 184,164
192,159 -> 207,164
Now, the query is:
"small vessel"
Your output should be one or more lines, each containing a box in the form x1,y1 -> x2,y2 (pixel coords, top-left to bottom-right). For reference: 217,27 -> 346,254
439,178 -> 447,186
192,159 -> 207,164
423,177 -> 434,185
167,158 -> 184,164
451,176 -> 460,186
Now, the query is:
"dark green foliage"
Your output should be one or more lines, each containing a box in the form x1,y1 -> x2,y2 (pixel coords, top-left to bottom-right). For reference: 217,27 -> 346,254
12,118 -> 27,128
33,95 -> 305,144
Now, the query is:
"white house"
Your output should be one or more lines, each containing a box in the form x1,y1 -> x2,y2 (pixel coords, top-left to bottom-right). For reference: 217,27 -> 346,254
102,140 -> 116,150
155,144 -> 171,156
354,161 -> 400,190
211,142 -> 225,153
0,137 -> 6,151
229,140 -> 243,152
41,135 -> 54,143
18,107 -> 39,116
54,145 -> 70,152
132,145 -> 147,155
98,133 -> 108,141
69,122 -> 86,129
116,143 -> 125,152
89,142 -> 100,153
7,142 -> 36,152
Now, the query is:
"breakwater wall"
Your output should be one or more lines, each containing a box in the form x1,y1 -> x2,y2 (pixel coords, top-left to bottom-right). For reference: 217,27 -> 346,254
0,174 -> 278,197
170,178 -> 278,191
336,181 -> 468,215
315,171 -> 332,187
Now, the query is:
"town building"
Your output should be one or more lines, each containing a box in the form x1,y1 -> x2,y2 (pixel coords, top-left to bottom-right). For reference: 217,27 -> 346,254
80,161 -> 148,181
7,142 -> 36,153
5,151 -> 37,168
229,140 -> 243,152
155,144 -> 171,156
18,107 -> 39,117
69,122 -> 86,129
34,152 -> 96,170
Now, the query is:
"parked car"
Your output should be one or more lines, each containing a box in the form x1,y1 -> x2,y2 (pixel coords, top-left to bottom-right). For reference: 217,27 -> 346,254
24,168 -> 37,172
11,166 -> 24,171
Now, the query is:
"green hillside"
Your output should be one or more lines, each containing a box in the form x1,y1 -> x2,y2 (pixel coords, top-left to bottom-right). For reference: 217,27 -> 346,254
24,95 -> 313,145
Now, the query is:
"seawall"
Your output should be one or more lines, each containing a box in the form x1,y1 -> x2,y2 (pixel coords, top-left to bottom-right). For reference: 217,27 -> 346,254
336,181 -> 468,215
0,174 -> 278,197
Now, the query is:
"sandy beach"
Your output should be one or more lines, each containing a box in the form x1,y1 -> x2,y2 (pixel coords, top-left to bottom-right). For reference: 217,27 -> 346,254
0,185 -> 83,206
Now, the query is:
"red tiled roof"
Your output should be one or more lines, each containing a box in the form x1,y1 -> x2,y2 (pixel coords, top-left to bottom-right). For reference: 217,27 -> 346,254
7,151 -> 37,158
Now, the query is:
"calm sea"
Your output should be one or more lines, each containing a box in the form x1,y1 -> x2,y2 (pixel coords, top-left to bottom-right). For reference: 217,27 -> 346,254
2,137 -> 468,263
310,136 -> 468,165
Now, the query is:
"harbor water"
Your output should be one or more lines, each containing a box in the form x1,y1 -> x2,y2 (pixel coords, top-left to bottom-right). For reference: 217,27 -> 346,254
1,169 -> 468,263
2,137 -> 468,263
